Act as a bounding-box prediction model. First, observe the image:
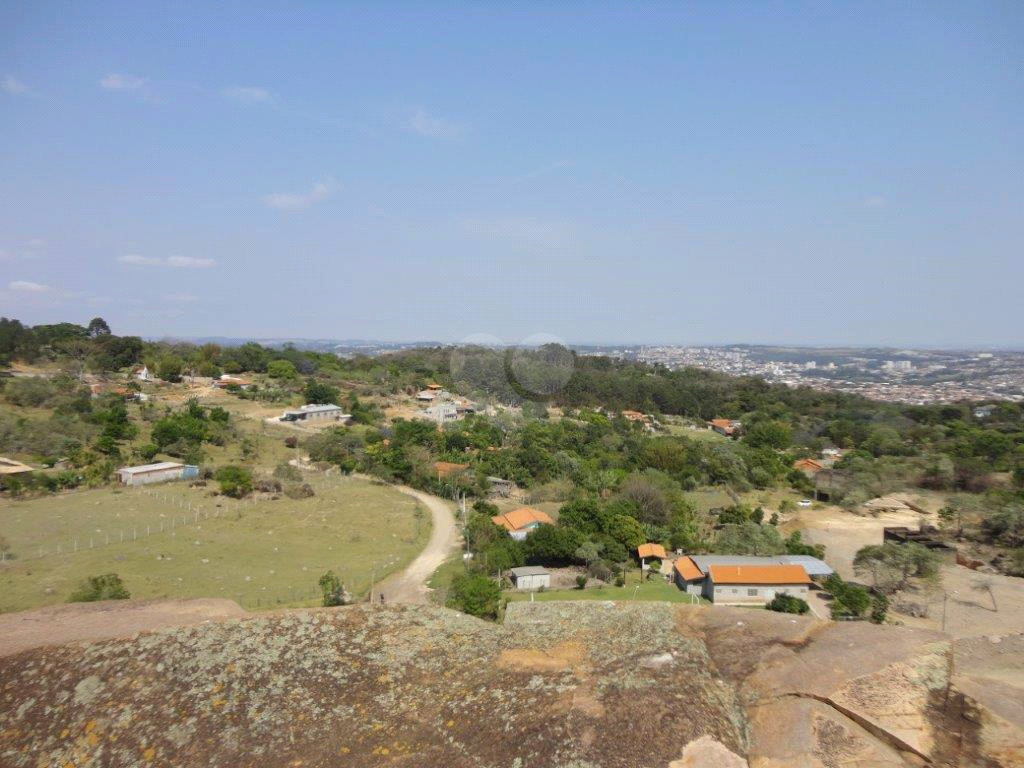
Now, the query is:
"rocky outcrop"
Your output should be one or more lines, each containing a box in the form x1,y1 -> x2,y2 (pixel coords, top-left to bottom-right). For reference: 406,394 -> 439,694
0,601 -> 1019,767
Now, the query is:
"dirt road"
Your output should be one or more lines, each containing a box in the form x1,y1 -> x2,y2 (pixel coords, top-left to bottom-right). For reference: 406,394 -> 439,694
374,486 -> 461,604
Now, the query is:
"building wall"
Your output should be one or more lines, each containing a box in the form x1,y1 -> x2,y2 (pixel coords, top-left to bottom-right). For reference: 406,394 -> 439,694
119,467 -> 185,486
709,584 -> 808,604
513,574 -> 550,590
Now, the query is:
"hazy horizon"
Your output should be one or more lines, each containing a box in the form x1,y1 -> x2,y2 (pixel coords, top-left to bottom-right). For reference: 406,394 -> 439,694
2,2 -> 1022,347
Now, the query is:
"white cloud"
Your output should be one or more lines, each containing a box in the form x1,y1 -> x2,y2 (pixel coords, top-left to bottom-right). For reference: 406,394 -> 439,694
222,86 -> 274,104
9,280 -> 52,293
2,75 -> 27,94
263,183 -> 330,210
118,254 -> 215,268
118,254 -> 162,266
411,110 -> 464,141
100,73 -> 146,91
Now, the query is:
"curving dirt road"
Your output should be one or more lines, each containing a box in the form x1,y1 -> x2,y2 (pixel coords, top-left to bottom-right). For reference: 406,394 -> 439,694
373,486 -> 462,604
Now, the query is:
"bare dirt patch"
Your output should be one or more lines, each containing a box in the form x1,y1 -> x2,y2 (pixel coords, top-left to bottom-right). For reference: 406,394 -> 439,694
0,597 -> 245,657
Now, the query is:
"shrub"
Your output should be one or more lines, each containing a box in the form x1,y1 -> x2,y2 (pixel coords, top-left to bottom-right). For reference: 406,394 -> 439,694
284,482 -> 315,500
870,593 -> 890,624
575,574 -> 588,589
215,465 -> 253,498
446,573 -> 501,619
273,462 -> 302,482
68,573 -> 130,602
767,593 -> 809,614
318,570 -> 350,606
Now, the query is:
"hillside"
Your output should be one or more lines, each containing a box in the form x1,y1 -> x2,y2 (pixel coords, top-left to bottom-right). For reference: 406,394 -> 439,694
1,601 -> 1020,767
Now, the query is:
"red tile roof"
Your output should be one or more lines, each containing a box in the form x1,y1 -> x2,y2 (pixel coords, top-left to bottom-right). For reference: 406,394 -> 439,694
674,557 -> 703,581
708,564 -> 810,586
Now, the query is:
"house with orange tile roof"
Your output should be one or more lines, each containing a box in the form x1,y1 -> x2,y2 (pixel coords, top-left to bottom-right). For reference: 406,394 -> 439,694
708,418 -> 741,437
672,556 -> 705,596
491,507 -> 555,541
793,458 -> 824,475
637,542 -> 667,561
673,554 -> 829,603
706,564 -> 810,605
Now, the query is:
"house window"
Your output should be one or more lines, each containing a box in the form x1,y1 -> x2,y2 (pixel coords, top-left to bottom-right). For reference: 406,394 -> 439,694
747,588 -> 758,597
731,588 -> 738,594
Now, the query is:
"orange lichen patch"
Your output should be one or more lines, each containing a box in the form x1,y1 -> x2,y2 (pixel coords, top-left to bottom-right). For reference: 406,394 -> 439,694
497,641 -> 586,672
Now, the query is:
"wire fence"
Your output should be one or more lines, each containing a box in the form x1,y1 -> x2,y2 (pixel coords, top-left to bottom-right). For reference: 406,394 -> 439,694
0,473 -> 414,610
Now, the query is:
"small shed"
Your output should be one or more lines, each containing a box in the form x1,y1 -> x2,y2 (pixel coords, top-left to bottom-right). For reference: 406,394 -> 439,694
117,462 -> 199,487
509,566 -> 551,591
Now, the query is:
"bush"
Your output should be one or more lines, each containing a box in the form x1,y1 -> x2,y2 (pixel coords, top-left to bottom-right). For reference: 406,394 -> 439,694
446,572 -> 501,619
318,570 -> 350,606
870,593 -> 890,624
273,462 -> 302,482
767,593 -> 809,614
575,574 -> 588,589
68,573 -> 130,602
825,575 -> 871,619
284,482 -> 315,499
215,465 -> 253,498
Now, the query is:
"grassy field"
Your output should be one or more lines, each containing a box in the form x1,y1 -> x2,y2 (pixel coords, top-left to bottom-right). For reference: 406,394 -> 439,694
505,579 -> 704,604
0,474 -> 430,613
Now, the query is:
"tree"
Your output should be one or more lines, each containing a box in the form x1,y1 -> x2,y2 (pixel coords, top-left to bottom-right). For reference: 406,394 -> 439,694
215,465 -> 253,498
522,524 -> 582,566
318,571 -> 350,606
767,594 -> 809,614
86,317 -> 112,337
853,543 -> 941,594
744,421 -> 792,450
446,572 -> 501,619
824,575 -> 870,618
304,378 -> 339,405
68,573 -> 130,602
268,359 -> 298,379
157,355 -> 184,382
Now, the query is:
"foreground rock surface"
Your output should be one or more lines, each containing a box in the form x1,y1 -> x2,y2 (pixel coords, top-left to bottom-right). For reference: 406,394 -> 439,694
0,601 -> 1019,767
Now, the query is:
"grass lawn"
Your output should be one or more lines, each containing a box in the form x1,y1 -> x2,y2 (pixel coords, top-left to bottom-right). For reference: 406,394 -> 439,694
0,475 -> 430,613
426,555 -> 467,606
505,578 -> 705,604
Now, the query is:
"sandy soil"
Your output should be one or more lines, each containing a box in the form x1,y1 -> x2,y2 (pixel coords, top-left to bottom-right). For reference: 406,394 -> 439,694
0,597 -> 246,657
796,499 -> 1024,639
374,485 -> 461,604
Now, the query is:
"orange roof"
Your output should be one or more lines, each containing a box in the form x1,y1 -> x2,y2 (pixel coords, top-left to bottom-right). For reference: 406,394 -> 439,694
637,543 -> 667,559
674,557 -> 703,581
491,507 -> 554,532
709,418 -> 735,428
434,461 -> 469,478
793,458 -> 824,472
708,564 -> 810,586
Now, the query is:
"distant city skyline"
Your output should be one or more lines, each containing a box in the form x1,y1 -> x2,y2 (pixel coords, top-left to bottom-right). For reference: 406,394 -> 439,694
2,2 -> 1022,346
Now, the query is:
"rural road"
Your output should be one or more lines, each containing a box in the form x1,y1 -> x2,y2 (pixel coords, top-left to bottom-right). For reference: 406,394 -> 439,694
374,485 -> 462,604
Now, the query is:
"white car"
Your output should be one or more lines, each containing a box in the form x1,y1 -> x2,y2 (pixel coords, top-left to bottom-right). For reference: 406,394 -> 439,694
797,499 -> 812,508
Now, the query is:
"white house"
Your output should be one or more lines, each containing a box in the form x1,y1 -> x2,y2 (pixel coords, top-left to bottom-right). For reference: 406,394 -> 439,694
280,404 -> 350,423
135,366 -> 153,382
509,566 -> 551,591
117,462 -> 199,487
424,402 -> 458,424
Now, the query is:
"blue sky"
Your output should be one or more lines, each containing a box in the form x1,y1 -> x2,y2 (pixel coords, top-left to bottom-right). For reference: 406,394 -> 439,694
1,2 -> 1021,346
